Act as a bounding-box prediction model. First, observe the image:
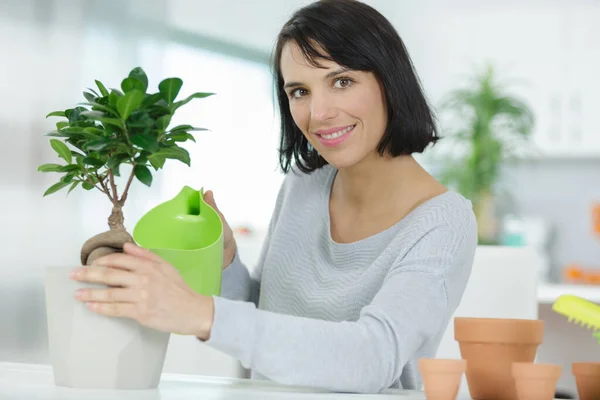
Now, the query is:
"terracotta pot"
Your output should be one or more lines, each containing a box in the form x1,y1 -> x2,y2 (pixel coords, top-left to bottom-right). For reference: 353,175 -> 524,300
511,362 -> 561,400
572,362 -> 600,400
418,358 -> 466,400
454,317 -> 544,400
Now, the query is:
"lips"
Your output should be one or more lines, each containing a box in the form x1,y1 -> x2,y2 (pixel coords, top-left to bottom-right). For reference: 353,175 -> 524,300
314,124 -> 355,147
314,124 -> 355,138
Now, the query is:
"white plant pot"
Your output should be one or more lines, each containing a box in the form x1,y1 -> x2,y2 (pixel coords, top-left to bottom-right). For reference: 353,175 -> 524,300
45,266 -> 170,389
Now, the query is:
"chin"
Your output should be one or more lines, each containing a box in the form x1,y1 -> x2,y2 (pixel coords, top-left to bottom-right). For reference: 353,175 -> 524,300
318,149 -> 367,170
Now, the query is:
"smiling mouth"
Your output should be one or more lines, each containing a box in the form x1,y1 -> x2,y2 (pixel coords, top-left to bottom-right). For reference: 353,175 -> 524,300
316,125 -> 355,139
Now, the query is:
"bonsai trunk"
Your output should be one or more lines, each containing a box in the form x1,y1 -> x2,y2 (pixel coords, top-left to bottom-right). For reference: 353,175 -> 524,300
80,205 -> 134,265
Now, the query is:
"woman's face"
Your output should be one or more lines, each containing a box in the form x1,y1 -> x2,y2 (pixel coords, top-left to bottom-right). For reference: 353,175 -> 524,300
279,41 -> 388,170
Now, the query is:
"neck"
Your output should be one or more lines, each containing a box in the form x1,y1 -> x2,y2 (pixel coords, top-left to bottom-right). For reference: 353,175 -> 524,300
332,153 -> 432,210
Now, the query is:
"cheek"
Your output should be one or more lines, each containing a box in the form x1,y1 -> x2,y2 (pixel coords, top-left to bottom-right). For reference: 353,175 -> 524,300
289,101 -> 310,132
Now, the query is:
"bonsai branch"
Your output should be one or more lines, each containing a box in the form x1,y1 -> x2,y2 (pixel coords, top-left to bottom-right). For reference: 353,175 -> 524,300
119,164 -> 136,205
84,174 -> 107,195
109,170 -> 119,204
95,172 -> 114,203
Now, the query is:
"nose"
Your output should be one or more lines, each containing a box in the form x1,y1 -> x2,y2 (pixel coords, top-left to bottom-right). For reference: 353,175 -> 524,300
310,91 -> 337,122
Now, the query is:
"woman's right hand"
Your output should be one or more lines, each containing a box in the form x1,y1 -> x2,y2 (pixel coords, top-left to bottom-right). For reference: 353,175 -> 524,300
204,190 -> 237,269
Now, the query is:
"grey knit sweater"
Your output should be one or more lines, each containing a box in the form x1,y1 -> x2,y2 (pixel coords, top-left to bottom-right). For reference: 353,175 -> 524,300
204,164 -> 477,393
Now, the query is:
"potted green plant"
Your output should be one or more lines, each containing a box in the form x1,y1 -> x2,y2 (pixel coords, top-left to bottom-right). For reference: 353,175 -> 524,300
39,66 -> 213,389
434,64 -> 535,244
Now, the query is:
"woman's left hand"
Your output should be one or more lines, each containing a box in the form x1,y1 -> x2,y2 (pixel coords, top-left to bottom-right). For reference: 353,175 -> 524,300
70,242 -> 214,340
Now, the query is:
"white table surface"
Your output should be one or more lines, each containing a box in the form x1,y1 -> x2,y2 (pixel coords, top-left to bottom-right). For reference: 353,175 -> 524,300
0,362 -> 425,399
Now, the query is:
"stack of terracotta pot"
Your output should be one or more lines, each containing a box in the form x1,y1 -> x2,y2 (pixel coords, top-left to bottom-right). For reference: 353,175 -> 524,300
418,317 -> 600,400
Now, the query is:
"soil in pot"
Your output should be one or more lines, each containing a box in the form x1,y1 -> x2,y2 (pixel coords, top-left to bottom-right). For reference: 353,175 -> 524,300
454,317 -> 544,400
572,362 -> 600,400
418,358 -> 466,400
511,362 -> 561,400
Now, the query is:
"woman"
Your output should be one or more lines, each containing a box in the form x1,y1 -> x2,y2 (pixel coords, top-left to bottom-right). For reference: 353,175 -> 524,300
70,0 -> 477,394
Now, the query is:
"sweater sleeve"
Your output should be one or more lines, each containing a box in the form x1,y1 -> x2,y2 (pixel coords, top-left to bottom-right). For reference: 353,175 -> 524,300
217,177 -> 289,305
203,214 -> 477,394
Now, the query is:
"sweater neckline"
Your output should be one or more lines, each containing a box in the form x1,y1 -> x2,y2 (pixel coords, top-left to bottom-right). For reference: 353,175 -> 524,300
321,165 -> 456,249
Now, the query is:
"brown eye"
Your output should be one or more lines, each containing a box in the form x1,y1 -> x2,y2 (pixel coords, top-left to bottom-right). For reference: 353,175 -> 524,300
291,88 -> 308,98
334,78 -> 352,89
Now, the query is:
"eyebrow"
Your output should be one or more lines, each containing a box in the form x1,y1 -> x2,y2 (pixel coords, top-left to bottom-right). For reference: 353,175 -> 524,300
283,67 -> 349,90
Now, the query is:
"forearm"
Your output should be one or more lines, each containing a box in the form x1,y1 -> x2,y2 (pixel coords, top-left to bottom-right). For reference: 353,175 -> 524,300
204,297 -> 405,393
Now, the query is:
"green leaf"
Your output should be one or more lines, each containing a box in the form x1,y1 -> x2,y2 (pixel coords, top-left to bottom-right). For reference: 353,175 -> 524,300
66,106 -> 88,123
45,131 -> 70,138
169,124 -> 208,133
37,163 -> 64,172
99,117 -> 124,129
80,111 -> 123,129
158,78 -> 183,104
59,164 -> 82,173
148,154 -> 165,169
128,67 -> 149,92
80,110 -> 104,119
109,90 -> 121,108
172,92 -> 214,111
61,173 -> 75,184
134,164 -> 152,186
168,132 -> 196,142
82,181 -> 95,190
43,181 -> 70,196
141,93 -> 164,108
112,164 -> 121,177
46,111 -> 65,118
67,180 -> 80,194
87,87 -> 100,97
85,102 -> 120,117
121,77 -> 146,93
156,115 -> 171,131
56,121 -> 69,130
50,139 -> 72,164
151,146 -> 190,166
117,90 -> 144,121
131,134 -> 158,152
83,157 -> 105,167
82,127 -> 105,136
83,91 -> 96,103
83,139 -> 110,151
95,80 -> 109,97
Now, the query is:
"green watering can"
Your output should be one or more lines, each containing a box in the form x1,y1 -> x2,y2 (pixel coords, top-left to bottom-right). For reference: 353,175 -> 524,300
133,186 -> 223,296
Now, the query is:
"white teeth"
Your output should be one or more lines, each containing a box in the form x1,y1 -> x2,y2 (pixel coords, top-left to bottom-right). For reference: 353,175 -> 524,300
320,125 -> 354,139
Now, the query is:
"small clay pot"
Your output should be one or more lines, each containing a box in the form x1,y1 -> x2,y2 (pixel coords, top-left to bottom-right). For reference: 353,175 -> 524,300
511,362 -> 561,400
454,317 -> 544,400
418,358 -> 466,400
572,362 -> 600,400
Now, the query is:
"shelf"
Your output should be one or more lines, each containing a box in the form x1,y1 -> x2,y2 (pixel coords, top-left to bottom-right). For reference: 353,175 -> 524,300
537,283 -> 600,304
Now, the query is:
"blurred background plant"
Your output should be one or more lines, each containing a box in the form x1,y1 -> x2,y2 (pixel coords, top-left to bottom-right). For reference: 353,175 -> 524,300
434,64 -> 535,244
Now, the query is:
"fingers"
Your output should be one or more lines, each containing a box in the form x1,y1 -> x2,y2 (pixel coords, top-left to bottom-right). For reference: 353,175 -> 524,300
204,190 -> 225,218
75,287 -> 143,303
86,302 -> 136,318
204,190 -> 217,209
70,265 -> 139,287
90,252 -> 154,271
123,242 -> 163,263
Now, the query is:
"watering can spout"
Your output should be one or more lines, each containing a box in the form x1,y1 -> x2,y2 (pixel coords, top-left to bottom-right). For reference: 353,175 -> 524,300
172,185 -> 204,218
132,186 -> 222,251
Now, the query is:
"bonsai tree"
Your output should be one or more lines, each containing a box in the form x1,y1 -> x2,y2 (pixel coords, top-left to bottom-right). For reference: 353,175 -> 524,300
38,66 -> 213,265
434,64 -> 535,244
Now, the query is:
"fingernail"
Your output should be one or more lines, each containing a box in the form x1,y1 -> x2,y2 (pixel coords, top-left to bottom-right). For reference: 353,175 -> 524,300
74,289 -> 83,298
70,269 -> 80,279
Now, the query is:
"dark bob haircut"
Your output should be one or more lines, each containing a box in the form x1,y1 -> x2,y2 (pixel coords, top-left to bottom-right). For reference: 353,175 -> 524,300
272,0 -> 439,174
